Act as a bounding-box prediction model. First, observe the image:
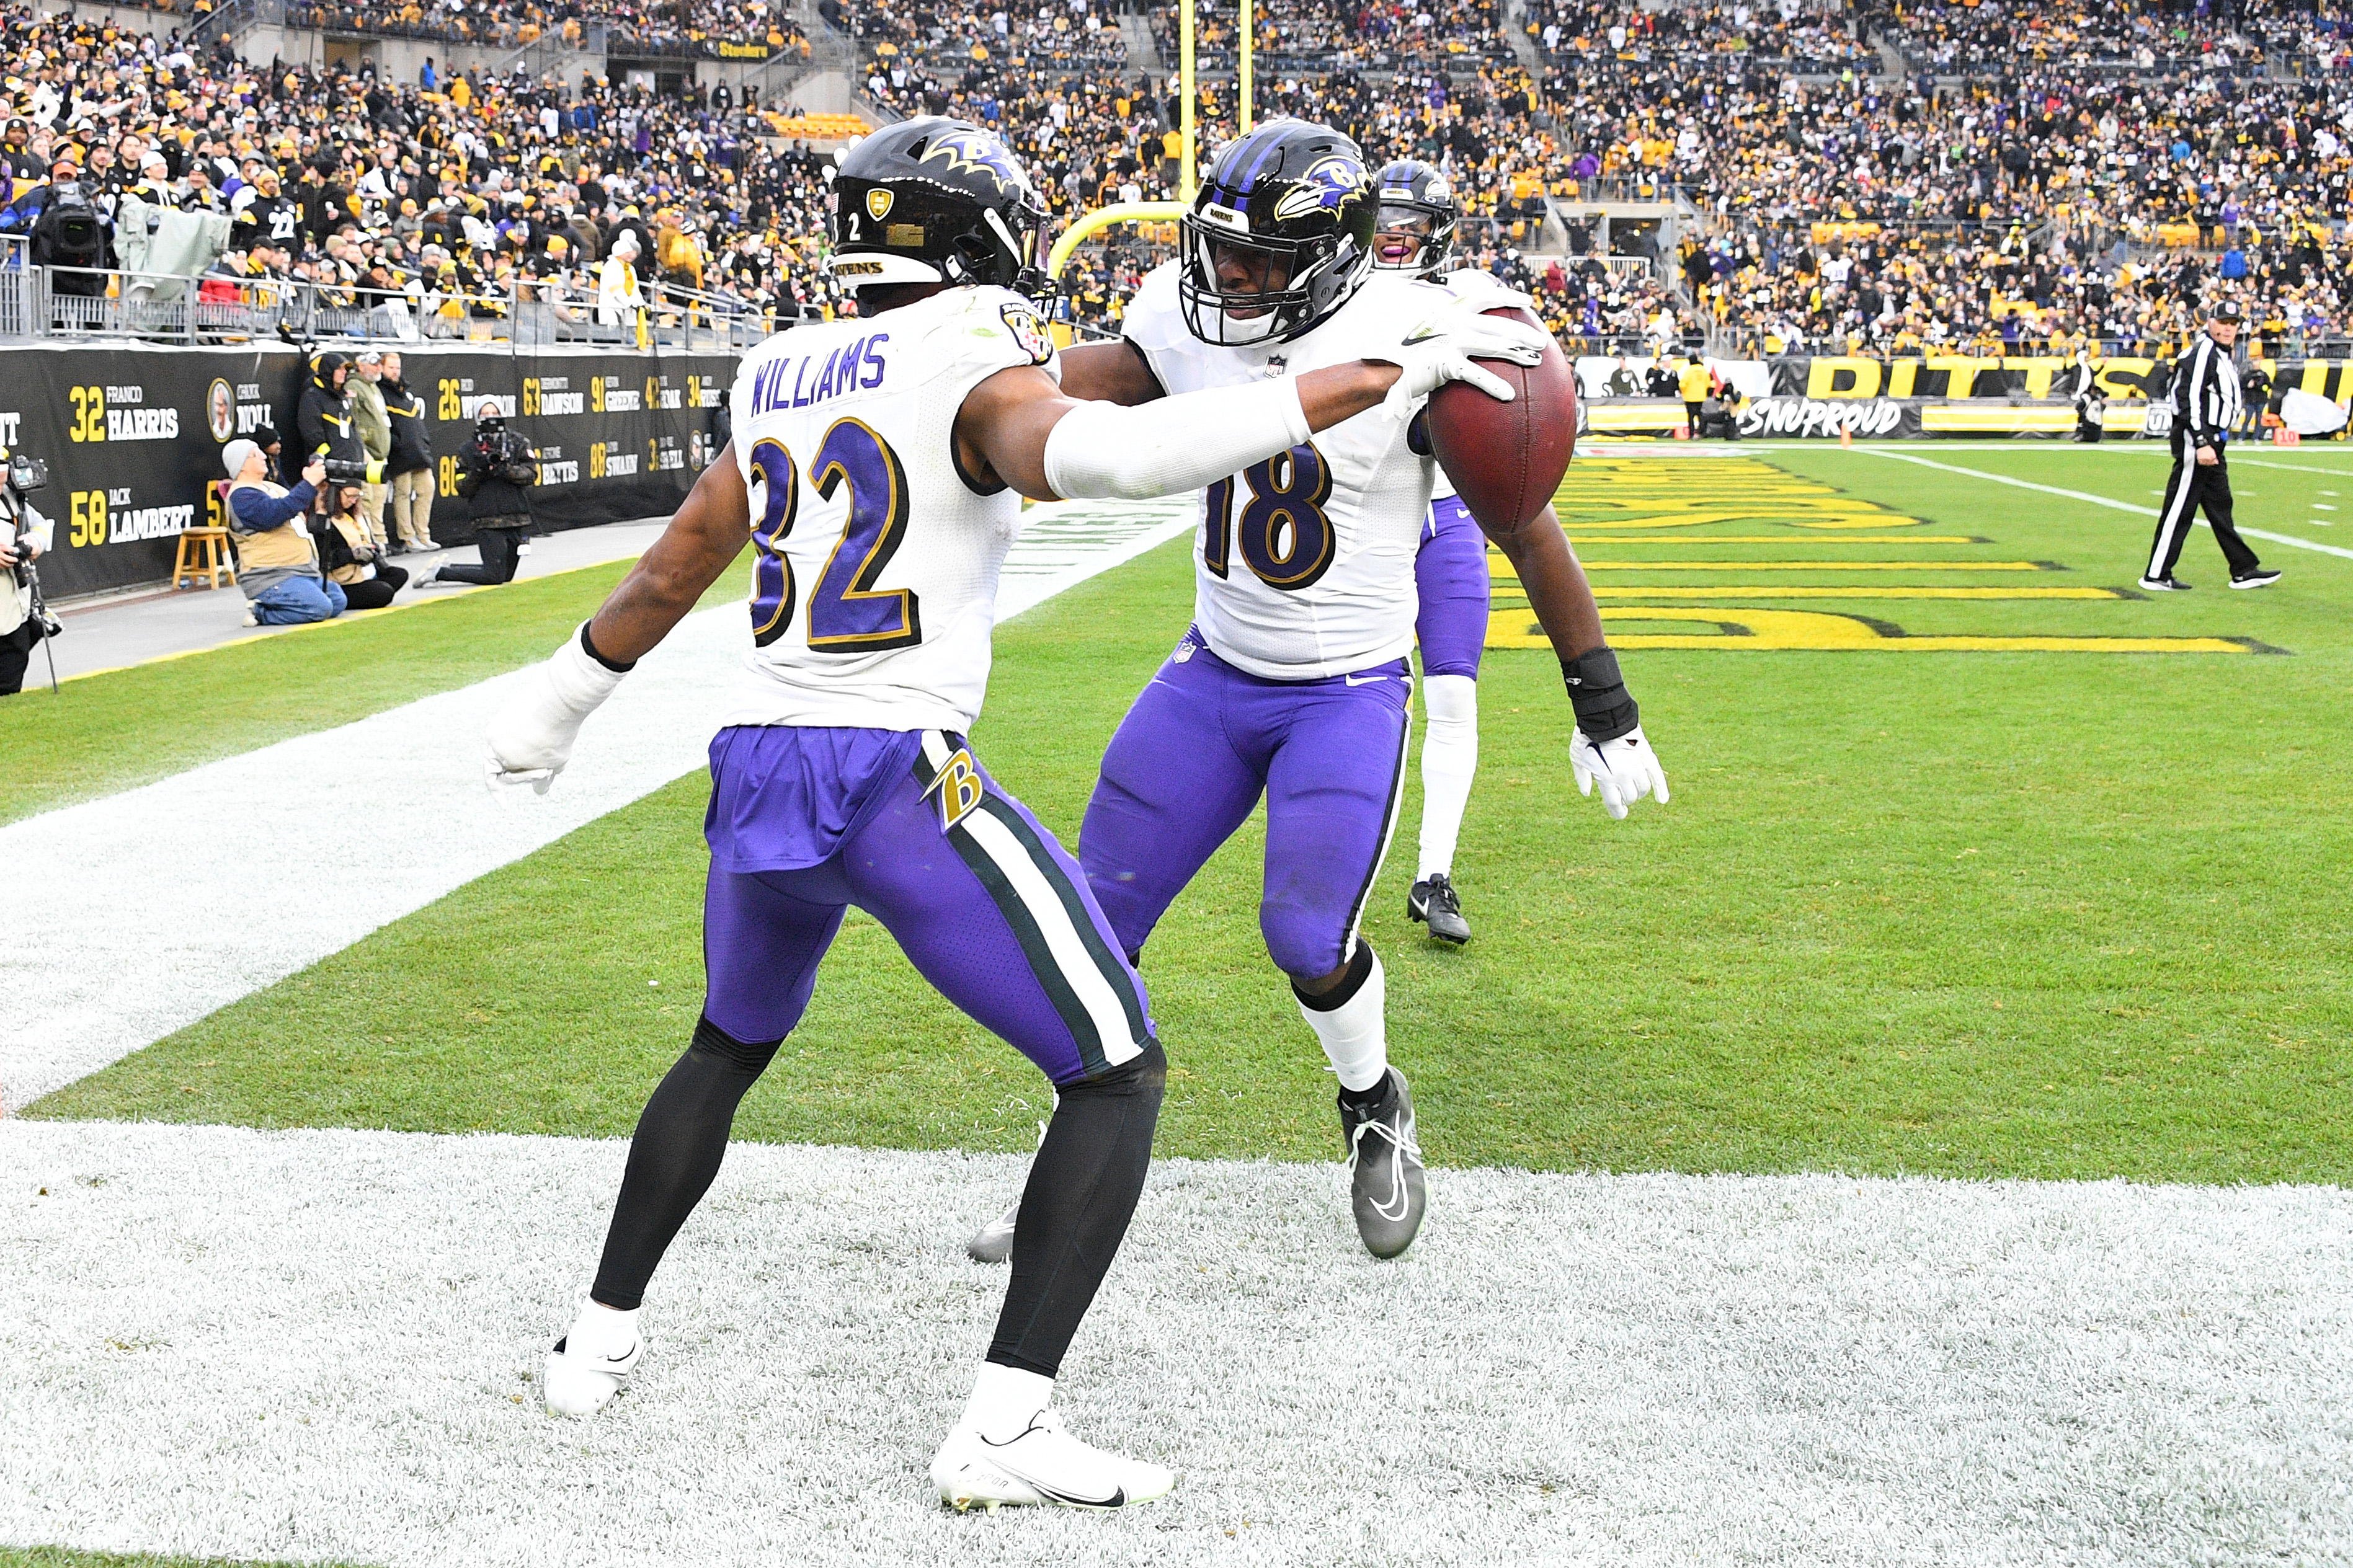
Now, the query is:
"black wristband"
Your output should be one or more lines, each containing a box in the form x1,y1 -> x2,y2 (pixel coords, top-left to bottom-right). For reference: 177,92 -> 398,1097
1562,645 -> 1639,742
579,621 -> 636,674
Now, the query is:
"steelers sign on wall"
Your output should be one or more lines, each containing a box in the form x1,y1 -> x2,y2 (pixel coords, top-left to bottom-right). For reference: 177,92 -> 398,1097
14,343 -> 738,599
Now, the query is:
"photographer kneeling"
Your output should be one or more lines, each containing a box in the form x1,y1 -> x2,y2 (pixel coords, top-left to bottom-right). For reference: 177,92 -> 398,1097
223,438 -> 347,626
415,414 -> 536,590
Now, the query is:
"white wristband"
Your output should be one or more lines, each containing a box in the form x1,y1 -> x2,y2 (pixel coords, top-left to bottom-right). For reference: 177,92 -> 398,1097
1043,376 -> 1313,502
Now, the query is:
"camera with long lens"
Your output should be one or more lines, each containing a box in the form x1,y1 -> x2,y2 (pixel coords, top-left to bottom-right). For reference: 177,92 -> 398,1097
0,445 -> 59,646
314,453 -> 370,516
471,416 -> 539,486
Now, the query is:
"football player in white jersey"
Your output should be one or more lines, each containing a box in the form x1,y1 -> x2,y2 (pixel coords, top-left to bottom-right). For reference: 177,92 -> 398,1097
968,120 -> 1668,1265
479,118 -> 1547,1511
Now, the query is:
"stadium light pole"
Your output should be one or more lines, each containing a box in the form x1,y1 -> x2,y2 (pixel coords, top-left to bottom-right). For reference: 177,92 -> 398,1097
1179,0 -> 1196,202
1240,0 -> 1253,131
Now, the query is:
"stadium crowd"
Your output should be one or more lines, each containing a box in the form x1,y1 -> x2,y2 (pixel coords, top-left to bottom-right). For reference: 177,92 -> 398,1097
0,0 -> 2345,360
283,0 -> 810,60
0,4 -> 850,328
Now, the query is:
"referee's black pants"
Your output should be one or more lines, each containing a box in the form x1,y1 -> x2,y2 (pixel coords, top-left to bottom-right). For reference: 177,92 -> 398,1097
2146,438 -> 2261,582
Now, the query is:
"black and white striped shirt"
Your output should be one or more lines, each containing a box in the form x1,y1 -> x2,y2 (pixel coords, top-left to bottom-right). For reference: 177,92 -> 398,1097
2169,333 -> 2242,448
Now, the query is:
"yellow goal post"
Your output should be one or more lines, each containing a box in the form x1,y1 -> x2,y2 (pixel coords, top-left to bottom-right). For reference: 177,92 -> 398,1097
1046,200 -> 1191,283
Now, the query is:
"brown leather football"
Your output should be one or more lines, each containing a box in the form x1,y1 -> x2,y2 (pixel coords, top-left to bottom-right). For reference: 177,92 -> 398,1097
1426,305 -> 1577,532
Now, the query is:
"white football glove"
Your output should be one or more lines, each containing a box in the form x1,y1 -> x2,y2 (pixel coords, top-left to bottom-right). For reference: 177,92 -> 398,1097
484,626 -> 631,795
1365,301 -> 1553,420
1569,724 -> 1670,821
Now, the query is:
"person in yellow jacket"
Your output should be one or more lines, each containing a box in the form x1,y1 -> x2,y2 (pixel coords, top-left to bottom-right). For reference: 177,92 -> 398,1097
1677,356 -> 1711,433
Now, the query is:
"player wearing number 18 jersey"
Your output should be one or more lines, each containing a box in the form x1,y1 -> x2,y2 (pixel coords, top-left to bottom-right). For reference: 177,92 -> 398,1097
478,117 -> 1546,1512
1049,120 -> 1670,1262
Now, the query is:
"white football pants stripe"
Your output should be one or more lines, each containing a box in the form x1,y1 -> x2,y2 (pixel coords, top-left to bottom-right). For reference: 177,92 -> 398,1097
922,732 -> 1141,1068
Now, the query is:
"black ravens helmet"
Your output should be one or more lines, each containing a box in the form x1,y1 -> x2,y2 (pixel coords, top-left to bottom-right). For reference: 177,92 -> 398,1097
1371,159 -> 1459,277
827,117 -> 1051,298
1180,118 -> 1377,347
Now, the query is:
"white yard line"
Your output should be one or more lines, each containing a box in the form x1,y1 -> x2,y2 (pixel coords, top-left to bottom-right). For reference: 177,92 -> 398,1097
0,498 -> 1196,1111
1849,448 -> 2353,561
4,1120 -> 2348,1568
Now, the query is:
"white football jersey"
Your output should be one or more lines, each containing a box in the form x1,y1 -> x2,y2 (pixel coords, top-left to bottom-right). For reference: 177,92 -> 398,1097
1123,262 -> 1456,680
718,285 -> 1060,733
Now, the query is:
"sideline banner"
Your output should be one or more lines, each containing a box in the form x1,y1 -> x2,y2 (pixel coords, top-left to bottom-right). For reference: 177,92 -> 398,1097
1766,354 -> 2353,405
1575,396 -> 2173,440
14,342 -> 737,600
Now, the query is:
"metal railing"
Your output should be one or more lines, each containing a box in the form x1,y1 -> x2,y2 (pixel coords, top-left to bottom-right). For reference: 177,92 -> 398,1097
17,259 -> 775,352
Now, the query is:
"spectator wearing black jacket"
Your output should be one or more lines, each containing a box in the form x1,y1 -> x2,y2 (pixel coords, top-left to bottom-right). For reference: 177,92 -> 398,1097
380,352 -> 437,552
295,351 -> 365,487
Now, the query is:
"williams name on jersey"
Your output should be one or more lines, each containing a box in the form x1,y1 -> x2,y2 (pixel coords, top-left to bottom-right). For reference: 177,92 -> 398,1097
722,285 -> 1059,735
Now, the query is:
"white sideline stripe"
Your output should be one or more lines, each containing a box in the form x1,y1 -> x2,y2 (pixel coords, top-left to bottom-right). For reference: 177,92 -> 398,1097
1850,447 -> 2353,560
2194,455 -> 2353,480
0,498 -> 1198,1112
6,1120 -> 2351,1568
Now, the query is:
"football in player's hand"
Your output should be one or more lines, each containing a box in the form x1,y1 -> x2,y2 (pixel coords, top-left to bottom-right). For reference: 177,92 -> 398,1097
1428,306 -> 1576,532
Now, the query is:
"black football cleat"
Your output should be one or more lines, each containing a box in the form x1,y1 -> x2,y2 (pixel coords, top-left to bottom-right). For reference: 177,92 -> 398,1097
2230,569 -> 2282,590
1340,1070 -> 1426,1259
1405,872 -> 1471,945
2137,575 -> 2192,592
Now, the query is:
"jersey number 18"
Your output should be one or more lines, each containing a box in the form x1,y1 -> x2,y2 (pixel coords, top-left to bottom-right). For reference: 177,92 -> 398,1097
1203,441 -> 1337,592
747,419 -> 923,652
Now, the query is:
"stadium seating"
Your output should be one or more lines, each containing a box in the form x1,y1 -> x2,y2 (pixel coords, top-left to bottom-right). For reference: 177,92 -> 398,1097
0,0 -> 2340,360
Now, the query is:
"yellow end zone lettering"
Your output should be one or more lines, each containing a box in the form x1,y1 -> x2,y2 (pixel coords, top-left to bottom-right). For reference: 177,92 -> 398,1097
1487,608 -> 2272,654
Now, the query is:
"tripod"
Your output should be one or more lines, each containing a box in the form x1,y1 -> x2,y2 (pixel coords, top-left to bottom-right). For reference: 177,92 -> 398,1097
20,557 -> 58,695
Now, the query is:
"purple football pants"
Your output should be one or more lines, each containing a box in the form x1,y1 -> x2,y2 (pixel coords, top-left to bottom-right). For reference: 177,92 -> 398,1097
1080,631 -> 1412,981
700,725 -> 1154,1086
1415,494 -> 1490,680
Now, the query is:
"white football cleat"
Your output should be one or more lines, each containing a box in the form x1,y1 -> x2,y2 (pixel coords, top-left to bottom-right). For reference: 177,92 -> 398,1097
543,1330 -> 642,1417
932,1408 -> 1174,1512
966,1197 -> 1021,1264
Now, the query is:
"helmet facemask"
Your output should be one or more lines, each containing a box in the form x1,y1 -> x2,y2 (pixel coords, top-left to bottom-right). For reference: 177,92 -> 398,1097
1178,217 -> 1367,347
1372,203 -> 1455,276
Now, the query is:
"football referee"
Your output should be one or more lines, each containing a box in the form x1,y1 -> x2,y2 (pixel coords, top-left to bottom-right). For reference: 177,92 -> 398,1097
2141,302 -> 2280,592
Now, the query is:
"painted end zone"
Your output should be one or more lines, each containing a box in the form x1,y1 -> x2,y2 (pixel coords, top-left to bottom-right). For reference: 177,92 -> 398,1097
1521,452 -> 2290,653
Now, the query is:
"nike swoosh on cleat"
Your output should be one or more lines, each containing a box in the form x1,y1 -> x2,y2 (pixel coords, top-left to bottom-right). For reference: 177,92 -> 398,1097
975,1426 -> 1131,1509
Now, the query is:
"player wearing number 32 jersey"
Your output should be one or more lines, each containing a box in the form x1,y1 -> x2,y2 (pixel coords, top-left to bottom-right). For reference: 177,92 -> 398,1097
476,117 -> 1548,1514
1008,120 -> 1670,1264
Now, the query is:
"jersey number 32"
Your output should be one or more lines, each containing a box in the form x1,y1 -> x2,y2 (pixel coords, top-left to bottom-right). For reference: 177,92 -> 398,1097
746,420 -> 923,652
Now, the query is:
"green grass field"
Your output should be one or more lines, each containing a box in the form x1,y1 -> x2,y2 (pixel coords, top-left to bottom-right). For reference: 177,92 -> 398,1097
26,443 -> 2353,1183
0,558 -> 754,827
